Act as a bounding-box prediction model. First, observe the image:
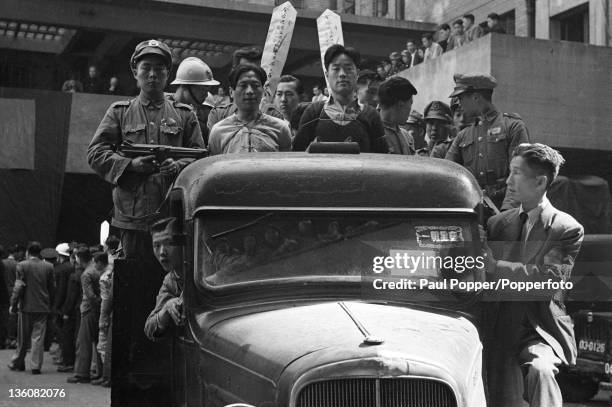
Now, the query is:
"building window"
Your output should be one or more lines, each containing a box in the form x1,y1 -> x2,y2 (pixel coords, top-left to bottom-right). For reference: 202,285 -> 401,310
343,0 -> 355,14
275,0 -> 304,7
395,0 -> 405,20
499,9 -> 515,35
552,3 -> 589,43
374,0 -> 388,17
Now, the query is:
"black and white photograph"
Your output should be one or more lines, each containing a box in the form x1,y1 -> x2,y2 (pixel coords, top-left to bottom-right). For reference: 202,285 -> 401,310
0,0 -> 611,406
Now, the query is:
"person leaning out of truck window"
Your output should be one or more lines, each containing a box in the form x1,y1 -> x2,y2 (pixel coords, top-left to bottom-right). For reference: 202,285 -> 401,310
207,63 -> 292,155
377,76 -> 417,155
292,44 -> 388,153
144,218 -> 184,341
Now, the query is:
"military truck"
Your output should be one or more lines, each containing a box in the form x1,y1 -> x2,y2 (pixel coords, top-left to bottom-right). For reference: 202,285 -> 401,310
111,149 -> 489,407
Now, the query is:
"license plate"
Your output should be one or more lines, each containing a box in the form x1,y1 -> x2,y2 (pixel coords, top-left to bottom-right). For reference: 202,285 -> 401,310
578,338 -> 606,354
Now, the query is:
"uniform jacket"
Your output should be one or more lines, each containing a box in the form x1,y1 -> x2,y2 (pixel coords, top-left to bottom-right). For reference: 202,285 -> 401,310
99,267 -> 113,328
382,122 -> 415,155
417,138 -> 452,159
87,95 -> 205,231
445,109 -> 529,209
10,257 -> 54,313
144,270 -> 183,341
80,263 -> 102,315
486,200 -> 583,364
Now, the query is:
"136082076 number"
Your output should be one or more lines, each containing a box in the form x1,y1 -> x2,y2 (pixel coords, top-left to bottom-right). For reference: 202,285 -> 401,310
8,388 -> 67,398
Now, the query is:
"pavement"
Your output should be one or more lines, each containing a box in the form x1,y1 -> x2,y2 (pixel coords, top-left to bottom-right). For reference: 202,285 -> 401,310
0,347 -> 109,407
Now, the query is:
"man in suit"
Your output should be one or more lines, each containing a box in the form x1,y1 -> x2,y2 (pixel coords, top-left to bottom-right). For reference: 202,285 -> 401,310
8,242 -> 55,374
483,143 -> 583,407
404,40 -> 423,68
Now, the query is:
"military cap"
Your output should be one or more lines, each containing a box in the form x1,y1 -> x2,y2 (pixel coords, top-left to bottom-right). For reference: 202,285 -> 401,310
449,73 -> 497,97
357,69 -> 377,82
41,248 -> 58,260
406,110 -> 423,125
131,39 -> 173,70
424,101 -> 452,123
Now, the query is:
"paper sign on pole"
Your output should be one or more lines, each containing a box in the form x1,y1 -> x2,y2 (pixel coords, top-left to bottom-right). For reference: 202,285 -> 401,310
316,9 -> 344,86
100,220 -> 109,246
260,1 -> 297,107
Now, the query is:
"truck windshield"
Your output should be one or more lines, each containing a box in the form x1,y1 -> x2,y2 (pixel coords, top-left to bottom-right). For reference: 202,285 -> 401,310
196,211 -> 478,287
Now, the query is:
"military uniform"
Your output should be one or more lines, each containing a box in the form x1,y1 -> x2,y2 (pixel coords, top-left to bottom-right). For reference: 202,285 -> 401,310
417,139 -> 452,158
418,101 -> 453,159
87,40 -> 205,259
445,74 -> 529,210
88,95 -> 203,231
382,121 -> 415,155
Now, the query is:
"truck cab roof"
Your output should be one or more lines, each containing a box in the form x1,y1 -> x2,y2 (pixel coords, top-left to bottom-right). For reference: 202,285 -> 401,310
174,153 -> 482,217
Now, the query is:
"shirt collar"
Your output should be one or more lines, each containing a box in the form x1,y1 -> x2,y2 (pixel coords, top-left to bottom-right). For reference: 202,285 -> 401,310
326,95 -> 360,112
382,120 -> 400,133
138,94 -> 165,109
481,107 -> 499,123
519,195 -> 549,224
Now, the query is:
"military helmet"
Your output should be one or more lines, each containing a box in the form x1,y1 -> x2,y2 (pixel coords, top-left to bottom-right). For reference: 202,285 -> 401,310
424,101 -> 452,123
130,39 -> 173,71
406,110 -> 423,125
171,57 -> 220,86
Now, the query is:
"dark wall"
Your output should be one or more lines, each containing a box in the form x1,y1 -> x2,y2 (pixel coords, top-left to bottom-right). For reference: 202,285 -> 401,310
0,87 -> 71,248
56,174 -> 113,245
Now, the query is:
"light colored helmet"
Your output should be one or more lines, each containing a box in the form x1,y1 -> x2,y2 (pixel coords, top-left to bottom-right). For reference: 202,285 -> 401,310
55,243 -> 71,257
171,57 -> 220,86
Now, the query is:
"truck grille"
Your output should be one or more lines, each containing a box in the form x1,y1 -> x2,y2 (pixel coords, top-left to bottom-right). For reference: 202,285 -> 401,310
296,378 -> 456,407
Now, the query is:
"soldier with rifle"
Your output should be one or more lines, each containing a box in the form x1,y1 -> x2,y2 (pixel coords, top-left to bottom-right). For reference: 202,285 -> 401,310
87,40 -> 206,260
445,73 -> 530,211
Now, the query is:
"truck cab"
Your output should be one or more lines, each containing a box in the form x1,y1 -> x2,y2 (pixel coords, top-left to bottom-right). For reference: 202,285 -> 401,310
113,152 -> 488,407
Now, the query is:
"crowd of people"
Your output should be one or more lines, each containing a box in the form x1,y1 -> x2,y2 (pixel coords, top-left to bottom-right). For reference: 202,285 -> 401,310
62,65 -> 124,95
1,239 -> 118,387
1,31 -> 583,407
376,13 -> 507,80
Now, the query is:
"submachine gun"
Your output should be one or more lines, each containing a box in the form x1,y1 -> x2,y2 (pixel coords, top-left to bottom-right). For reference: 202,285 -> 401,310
117,141 -> 208,170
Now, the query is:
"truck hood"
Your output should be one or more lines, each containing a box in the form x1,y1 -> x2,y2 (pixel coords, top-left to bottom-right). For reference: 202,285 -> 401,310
193,302 -> 481,397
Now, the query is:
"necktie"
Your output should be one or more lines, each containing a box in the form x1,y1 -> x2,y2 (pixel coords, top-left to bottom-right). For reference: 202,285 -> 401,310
509,212 -> 529,261
517,212 -> 528,241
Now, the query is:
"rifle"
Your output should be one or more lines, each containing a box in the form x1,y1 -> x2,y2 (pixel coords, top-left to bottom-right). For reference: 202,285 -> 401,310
117,142 -> 208,169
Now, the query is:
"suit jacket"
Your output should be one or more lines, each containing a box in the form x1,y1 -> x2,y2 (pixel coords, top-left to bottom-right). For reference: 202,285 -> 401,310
404,51 -> 423,68
487,199 -> 583,365
10,257 -> 55,313
80,263 -> 101,315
